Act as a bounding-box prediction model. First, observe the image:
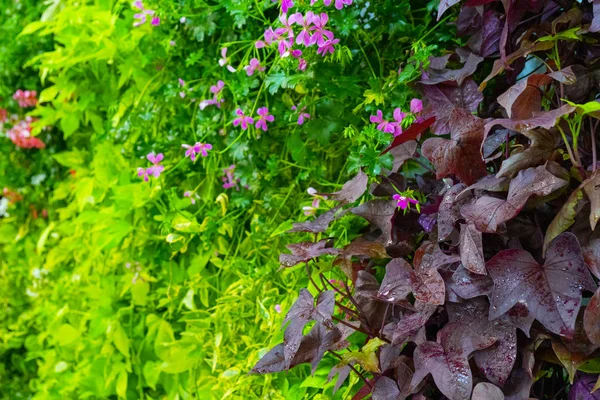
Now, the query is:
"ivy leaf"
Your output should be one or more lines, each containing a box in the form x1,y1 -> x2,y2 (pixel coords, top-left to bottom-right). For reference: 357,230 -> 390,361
583,239 -> 600,279
584,287 -> 600,345
329,170 -> 368,203
421,53 -> 483,86
279,240 -> 340,267
438,183 -> 470,241
422,108 -> 487,185
497,74 -> 553,119
282,290 -> 335,369
372,362 -> 413,400
292,323 -> 346,374
472,383 -> 505,400
250,344 -> 286,374
289,206 -> 345,234
351,200 -> 397,247
495,129 -> 560,178
569,373 -> 600,400
448,264 -> 493,300
410,322 -> 497,400
487,233 -> 597,338
410,242 -> 460,305
459,223 -> 486,274
388,301 -> 437,346
462,163 -> 568,232
378,258 -> 413,304
447,297 -> 517,386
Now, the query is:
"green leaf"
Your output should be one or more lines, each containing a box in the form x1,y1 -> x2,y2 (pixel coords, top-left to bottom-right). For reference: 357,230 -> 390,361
54,324 -> 79,346
112,321 -> 130,359
131,280 -> 149,306
60,113 -> 81,138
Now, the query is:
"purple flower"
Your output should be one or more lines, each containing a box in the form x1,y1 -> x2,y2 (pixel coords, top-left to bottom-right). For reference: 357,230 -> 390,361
178,78 -> 185,87
289,12 -> 315,46
316,38 -> 340,56
392,108 -> 405,137
297,58 -> 308,71
182,142 -> 212,161
138,152 -> 164,181
274,304 -> 282,313
137,167 -> 150,182
133,1 -> 157,27
309,13 -> 334,47
184,191 -> 199,204
244,58 -> 265,76
222,165 -> 239,190
255,107 -> 275,131
233,109 -> 254,130
218,48 -> 237,73
210,80 -> 225,95
370,110 -> 395,134
292,105 -> 310,125
291,49 -> 302,58
392,194 -> 418,210
169,40 -> 176,46
410,98 -> 423,114
147,152 -> 163,165
273,0 -> 294,14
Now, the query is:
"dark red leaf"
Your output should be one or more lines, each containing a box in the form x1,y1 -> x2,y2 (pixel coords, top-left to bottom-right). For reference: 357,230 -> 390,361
328,364 -> 351,394
447,298 -> 517,386
411,242 -> 460,305
464,0 -> 498,5
410,322 -> 497,400
583,239 -> 600,279
438,183 -> 470,241
422,78 -> 482,135
378,258 -> 413,304
487,233 -> 597,338
290,205 -> 345,233
381,118 -> 435,155
421,53 -> 484,86
279,240 -> 340,267
497,74 -> 553,120
293,322 -> 348,374
422,108 -> 487,185
372,362 -> 413,400
584,287 -> 600,346
389,301 -> 437,346
449,264 -> 493,300
330,170 -> 368,203
351,200 -> 397,247
460,223 -> 486,274
481,10 -> 503,57
390,141 -> 418,171
250,344 -> 286,374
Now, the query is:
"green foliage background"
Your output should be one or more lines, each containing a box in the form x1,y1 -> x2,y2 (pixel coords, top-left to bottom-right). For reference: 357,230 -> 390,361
0,0 -> 452,398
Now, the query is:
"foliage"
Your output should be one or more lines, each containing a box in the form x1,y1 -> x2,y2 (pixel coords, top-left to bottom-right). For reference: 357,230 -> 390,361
0,0 -> 454,399
254,1 -> 600,399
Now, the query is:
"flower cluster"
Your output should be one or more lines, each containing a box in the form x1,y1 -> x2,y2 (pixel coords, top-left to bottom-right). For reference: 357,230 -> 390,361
291,105 -> 310,125
199,80 -> 225,110
0,109 -> 7,123
132,1 -> 160,27
182,142 -> 212,161
12,90 -> 38,108
233,107 -> 275,131
257,12 -> 340,71
274,0 -> 352,14
137,152 -> 164,181
369,98 -> 423,136
7,117 -> 45,149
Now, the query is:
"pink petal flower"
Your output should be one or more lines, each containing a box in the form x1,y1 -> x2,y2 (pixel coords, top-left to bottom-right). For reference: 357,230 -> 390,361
410,98 -> 423,114
151,16 -> 160,26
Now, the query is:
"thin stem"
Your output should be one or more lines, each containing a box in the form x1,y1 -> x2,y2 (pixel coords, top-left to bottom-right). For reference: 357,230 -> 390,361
379,303 -> 390,337
329,351 -> 373,389
353,33 -> 377,79
557,124 -> 579,167
306,263 -> 323,293
592,119 -> 599,172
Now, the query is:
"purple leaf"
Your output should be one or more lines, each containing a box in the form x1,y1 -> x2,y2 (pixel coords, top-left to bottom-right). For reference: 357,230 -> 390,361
378,258 -> 413,304
390,141 -> 418,171
355,270 -> 388,329
372,362 -> 413,400
460,223 -> 486,274
583,239 -> 600,279
410,322 -> 497,400
437,0 -> 461,21
487,233 -> 597,338
449,264 -> 493,300
292,322 -> 345,374
421,53 -> 484,86
422,108 -> 487,185
411,242 -> 460,305
569,373 -> 600,400
250,344 -> 285,374
504,369 -> 534,400
438,183 -> 470,240
290,206 -> 345,233
330,170 -> 368,203
497,74 -> 553,119
496,128 -> 561,179
447,298 -> 517,386
482,128 -> 519,160
481,10 -> 503,57
591,0 -> 600,33
389,301 -> 437,346
282,290 -> 336,368
351,200 -> 397,247
472,382 -> 505,400
421,78 -> 482,135
584,287 -> 600,345
279,240 -> 340,267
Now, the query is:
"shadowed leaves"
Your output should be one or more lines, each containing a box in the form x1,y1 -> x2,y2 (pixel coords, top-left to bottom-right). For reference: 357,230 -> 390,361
279,240 -> 340,267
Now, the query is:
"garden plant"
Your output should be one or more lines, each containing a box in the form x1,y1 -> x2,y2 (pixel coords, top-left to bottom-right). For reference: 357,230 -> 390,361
1,0 -> 600,399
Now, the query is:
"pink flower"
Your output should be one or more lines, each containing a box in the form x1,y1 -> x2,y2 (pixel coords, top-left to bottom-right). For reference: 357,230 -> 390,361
233,109 -> 254,130
289,12 -> 315,46
292,105 -> 310,125
255,107 -> 274,131
297,58 -> 308,71
169,40 -> 176,46
0,109 -> 7,123
303,187 -> 326,215
184,191 -> 199,204
137,168 -> 150,182
138,152 -> 165,181
273,0 -> 294,14
392,108 -> 405,137
309,13 -> 334,47
222,165 -> 239,190
218,48 -> 237,73
410,98 -> 423,114
274,304 -> 282,313
316,38 -> 339,56
326,0 -> 353,9
182,142 -> 212,161
370,110 -> 395,134
7,117 -> 45,149
291,49 -> 302,58
133,1 -> 157,27
178,78 -> 185,87
210,80 -> 225,95
244,58 -> 265,76
12,89 -> 38,108
392,194 -> 418,210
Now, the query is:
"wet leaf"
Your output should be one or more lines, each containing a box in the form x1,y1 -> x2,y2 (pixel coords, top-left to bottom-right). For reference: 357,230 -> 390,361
410,322 -> 497,400
438,183 -> 470,240
330,170 -> 368,203
487,233 -> 597,338
497,74 -> 553,119
449,264 -> 493,300
422,108 -> 487,185
472,382 -> 504,400
378,258 -> 413,304
411,242 -> 460,305
289,206 -> 345,233
352,200 -> 397,247
279,240 -> 340,267
421,53 -> 483,87
584,287 -> 600,345
460,223 -> 486,274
